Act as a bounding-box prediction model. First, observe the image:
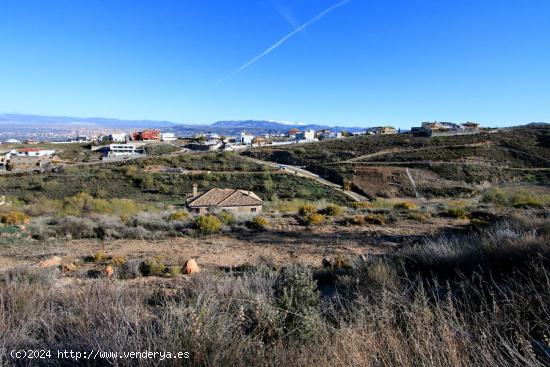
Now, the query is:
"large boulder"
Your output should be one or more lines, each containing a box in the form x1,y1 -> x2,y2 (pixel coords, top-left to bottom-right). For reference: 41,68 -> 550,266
183,259 -> 200,274
104,266 -> 114,278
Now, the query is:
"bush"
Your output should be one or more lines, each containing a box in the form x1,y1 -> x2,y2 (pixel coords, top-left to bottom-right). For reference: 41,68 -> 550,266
217,211 -> 236,225
168,210 -> 188,222
131,212 -> 170,232
365,213 -> 386,225
93,250 -> 107,262
482,188 -> 508,207
408,210 -> 431,221
0,211 -> 29,225
273,266 -> 320,339
304,213 -> 325,226
394,201 -> 417,210
194,214 -> 222,234
118,259 -> 142,279
298,204 -> 317,217
510,190 -> 543,208
167,266 -> 181,277
54,216 -> 97,238
140,257 -> 166,276
320,204 -> 344,216
249,215 -> 270,230
347,215 -> 366,225
111,255 -> 126,266
447,203 -> 471,219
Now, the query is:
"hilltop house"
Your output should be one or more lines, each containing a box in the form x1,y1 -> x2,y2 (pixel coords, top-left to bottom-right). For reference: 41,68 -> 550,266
240,132 -> 255,146
12,148 -> 56,157
131,129 -> 161,141
370,126 -> 397,135
99,144 -> 145,158
412,121 -> 482,136
160,132 -> 177,142
296,129 -> 316,142
109,133 -> 127,142
187,185 -> 263,214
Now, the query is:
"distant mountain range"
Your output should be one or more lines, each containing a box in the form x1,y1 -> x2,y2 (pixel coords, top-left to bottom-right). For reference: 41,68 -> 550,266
0,114 -> 180,129
0,114 -> 366,136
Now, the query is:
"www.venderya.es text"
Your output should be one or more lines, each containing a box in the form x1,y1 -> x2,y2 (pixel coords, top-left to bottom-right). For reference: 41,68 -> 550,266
3,349 -> 190,362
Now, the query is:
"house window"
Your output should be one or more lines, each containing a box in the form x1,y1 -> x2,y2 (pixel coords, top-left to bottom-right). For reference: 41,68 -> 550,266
251,208 -> 257,213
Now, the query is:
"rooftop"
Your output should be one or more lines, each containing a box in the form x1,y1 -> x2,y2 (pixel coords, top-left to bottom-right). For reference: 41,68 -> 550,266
188,188 -> 263,207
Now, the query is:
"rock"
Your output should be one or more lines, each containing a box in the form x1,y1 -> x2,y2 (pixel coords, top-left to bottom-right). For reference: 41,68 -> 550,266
38,256 -> 62,268
322,257 -> 332,268
104,266 -> 114,278
183,259 -> 200,274
61,263 -> 77,272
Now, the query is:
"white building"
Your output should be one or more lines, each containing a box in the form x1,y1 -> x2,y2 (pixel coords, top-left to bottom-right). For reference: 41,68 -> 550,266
11,148 -> 55,157
109,133 -> 127,142
205,132 -> 220,140
296,129 -> 316,141
107,144 -> 142,157
240,132 -> 255,145
161,132 -> 177,142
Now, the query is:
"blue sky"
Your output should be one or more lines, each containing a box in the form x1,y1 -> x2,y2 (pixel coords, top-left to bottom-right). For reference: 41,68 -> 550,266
0,0 -> 549,128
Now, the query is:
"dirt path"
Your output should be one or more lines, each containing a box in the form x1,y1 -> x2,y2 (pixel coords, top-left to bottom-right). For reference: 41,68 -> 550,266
331,141 -> 494,164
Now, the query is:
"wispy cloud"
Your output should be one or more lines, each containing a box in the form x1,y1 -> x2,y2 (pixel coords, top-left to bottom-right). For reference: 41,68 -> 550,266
272,0 -> 301,30
214,0 -> 352,86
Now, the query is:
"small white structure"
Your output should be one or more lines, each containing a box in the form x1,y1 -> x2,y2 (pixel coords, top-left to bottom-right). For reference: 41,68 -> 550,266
240,132 -> 255,145
161,132 -> 177,142
109,133 -> 127,142
296,129 -> 316,141
205,132 -> 220,140
12,148 -> 55,157
5,139 -> 21,144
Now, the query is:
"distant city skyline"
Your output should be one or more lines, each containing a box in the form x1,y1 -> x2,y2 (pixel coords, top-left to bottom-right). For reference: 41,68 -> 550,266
1,0 -> 549,128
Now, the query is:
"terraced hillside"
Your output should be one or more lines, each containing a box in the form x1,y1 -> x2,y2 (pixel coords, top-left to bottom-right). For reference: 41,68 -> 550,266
245,125 -> 550,198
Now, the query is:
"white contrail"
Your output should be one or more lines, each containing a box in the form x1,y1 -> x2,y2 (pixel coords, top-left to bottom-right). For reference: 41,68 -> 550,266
215,0 -> 352,85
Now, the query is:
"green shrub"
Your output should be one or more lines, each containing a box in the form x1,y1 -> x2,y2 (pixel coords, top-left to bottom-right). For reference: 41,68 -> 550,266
510,190 -> 543,209
249,215 -> 270,230
447,205 -> 470,219
320,204 -> 343,216
168,210 -> 188,222
0,211 -> 30,225
304,213 -> 325,226
394,201 -> 417,211
93,250 -> 107,262
217,211 -> 235,225
351,202 -> 370,209
481,188 -> 508,207
298,204 -> 318,217
111,255 -> 126,266
141,257 -> 166,276
194,214 -> 222,234
110,199 -> 140,218
407,210 -> 431,222
365,213 -> 386,225
167,266 -> 181,277
273,266 -> 320,339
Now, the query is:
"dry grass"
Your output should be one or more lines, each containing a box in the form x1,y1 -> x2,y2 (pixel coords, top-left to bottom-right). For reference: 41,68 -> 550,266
1,214 -> 549,366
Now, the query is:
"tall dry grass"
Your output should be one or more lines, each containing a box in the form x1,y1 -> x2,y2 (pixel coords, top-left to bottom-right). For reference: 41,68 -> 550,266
1,213 -> 550,366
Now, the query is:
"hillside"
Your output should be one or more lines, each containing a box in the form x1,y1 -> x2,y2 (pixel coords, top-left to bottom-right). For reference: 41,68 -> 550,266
244,125 -> 550,198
